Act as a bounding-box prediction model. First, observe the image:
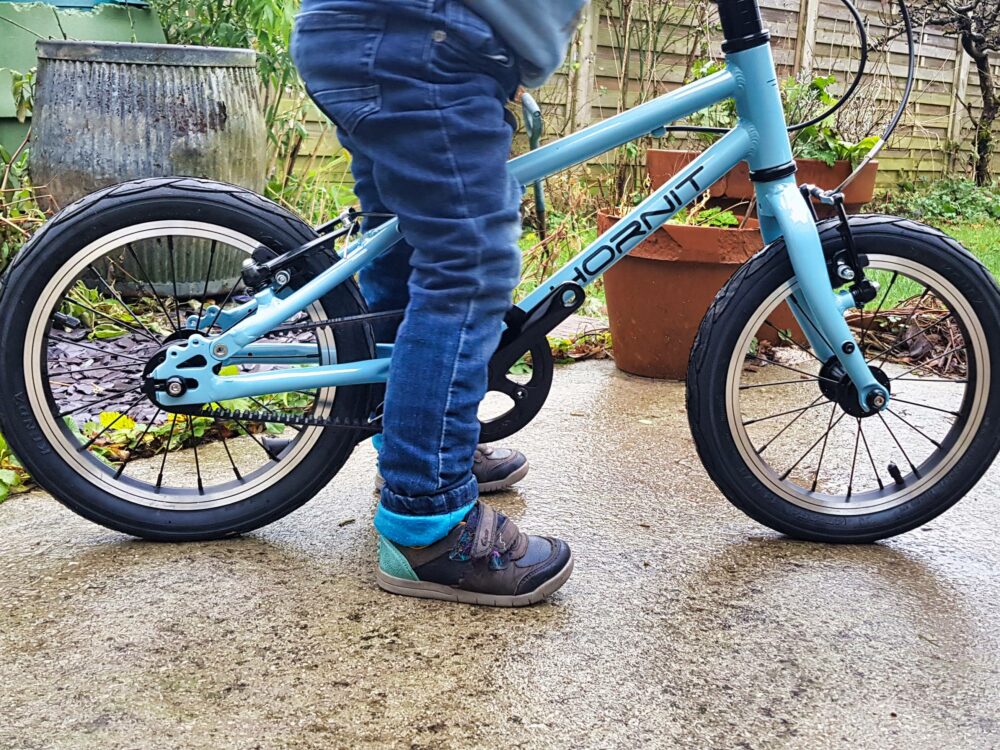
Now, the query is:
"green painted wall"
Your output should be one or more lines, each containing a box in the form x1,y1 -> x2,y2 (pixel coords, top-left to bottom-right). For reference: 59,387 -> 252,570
0,2 -> 165,152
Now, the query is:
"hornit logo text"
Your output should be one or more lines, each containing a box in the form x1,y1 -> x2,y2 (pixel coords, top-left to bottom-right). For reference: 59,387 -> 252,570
571,165 -> 705,285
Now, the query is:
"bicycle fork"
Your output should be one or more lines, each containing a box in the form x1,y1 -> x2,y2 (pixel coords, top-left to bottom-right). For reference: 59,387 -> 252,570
729,40 -> 888,412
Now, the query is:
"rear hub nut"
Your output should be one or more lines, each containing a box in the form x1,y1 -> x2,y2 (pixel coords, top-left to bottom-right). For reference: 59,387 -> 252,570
165,377 -> 186,397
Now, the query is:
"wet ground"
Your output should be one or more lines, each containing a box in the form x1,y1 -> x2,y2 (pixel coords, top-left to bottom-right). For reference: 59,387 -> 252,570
2,359 -> 999,749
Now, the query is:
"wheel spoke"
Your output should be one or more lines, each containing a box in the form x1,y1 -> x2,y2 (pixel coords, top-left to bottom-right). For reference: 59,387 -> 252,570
743,399 -> 831,427
226,416 -> 281,462
889,396 -> 959,417
847,419 -> 861,499
195,240 -> 217,332
886,408 -> 942,448
114,407 -> 163,479
858,419 -> 884,490
810,402 -> 839,492
57,384 -> 144,418
48,335 -> 150,363
77,392 -> 147,451
779,403 -> 846,482
788,296 -> 835,355
218,428 -> 243,481
859,271 -> 898,352
763,319 -> 822,364
756,394 -> 827,454
894,377 -> 967,384
63,297 -> 160,344
889,346 -> 966,380
877,412 -> 919,476
878,289 -> 929,364
47,362 -> 138,377
124,245 -> 179,333
740,377 -> 819,390
88,266 -> 161,341
871,312 -> 953,366
747,354 -> 837,384
155,416 -> 178,490
167,236 -> 182,329
189,416 -> 205,495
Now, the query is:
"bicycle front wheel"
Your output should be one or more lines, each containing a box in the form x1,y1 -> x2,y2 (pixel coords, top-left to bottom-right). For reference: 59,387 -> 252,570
688,215 -> 1000,542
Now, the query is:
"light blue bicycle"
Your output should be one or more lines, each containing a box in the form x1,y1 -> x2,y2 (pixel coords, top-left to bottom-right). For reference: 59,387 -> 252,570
1,0 -> 997,543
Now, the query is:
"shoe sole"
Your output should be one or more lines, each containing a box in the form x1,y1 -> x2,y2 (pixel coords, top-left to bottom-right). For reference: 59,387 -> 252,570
477,459 -> 530,493
375,459 -> 530,495
376,553 -> 573,607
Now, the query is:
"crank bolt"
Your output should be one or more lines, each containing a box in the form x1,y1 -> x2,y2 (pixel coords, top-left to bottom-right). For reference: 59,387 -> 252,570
213,343 -> 229,359
837,264 -> 856,281
842,341 -> 856,354
165,377 -> 186,397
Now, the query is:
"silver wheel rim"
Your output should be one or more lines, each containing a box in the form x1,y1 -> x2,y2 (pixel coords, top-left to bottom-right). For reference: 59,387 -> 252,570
725,254 -> 989,515
25,221 -> 337,511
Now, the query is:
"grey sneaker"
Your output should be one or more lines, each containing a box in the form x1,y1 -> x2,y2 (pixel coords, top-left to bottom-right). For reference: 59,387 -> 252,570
376,501 -> 573,607
375,444 -> 529,494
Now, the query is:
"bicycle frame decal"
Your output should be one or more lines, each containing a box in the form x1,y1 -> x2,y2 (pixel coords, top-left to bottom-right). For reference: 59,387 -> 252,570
151,43 -> 887,410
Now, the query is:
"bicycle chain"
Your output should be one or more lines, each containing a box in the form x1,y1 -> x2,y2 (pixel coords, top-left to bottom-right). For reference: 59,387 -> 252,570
178,308 -> 404,432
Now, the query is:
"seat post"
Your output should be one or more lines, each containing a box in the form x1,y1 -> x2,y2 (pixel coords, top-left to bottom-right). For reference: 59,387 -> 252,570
712,0 -> 771,53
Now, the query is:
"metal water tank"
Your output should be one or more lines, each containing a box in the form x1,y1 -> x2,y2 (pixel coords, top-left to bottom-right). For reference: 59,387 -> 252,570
30,39 -> 266,207
0,1 -> 166,154
30,40 -> 267,294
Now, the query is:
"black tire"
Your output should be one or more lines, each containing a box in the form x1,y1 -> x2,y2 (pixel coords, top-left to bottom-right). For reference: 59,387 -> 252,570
687,215 -> 1000,542
0,177 -> 375,541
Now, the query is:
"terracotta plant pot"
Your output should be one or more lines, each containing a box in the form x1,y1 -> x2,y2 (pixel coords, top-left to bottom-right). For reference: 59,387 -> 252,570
646,149 -> 879,208
601,211 -> 801,380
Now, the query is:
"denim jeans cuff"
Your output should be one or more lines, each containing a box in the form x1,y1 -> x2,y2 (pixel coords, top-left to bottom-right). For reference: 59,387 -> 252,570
379,473 -> 478,516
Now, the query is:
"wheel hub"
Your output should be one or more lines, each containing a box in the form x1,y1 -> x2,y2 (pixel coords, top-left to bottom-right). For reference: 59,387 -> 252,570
141,328 -> 201,407
818,358 -> 891,418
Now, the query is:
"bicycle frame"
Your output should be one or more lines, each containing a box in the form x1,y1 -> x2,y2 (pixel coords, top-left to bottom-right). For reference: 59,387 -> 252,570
151,37 -> 887,411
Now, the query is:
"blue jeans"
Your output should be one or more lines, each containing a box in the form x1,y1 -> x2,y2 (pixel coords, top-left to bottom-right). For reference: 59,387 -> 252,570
292,0 -> 523,545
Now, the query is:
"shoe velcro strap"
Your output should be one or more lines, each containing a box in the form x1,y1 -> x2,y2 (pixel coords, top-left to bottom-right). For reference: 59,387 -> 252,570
471,503 -> 499,559
500,521 -> 528,559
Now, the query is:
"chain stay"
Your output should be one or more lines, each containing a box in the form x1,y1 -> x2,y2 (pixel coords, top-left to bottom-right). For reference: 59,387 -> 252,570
170,308 -> 404,431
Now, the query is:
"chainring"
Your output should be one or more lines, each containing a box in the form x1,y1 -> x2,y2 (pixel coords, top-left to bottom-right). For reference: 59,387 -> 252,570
479,336 -> 554,443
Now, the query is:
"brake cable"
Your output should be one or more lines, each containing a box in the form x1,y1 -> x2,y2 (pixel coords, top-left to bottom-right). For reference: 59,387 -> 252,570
662,0 -> 917,194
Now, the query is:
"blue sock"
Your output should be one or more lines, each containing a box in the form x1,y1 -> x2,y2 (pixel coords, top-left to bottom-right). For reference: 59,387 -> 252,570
374,500 -> 476,547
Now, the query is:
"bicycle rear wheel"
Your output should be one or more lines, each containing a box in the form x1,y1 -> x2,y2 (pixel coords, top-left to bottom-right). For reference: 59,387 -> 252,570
0,177 -> 375,540
688,215 -> 1000,542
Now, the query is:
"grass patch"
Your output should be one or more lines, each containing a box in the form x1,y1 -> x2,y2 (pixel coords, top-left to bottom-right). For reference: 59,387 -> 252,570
864,221 -> 999,311
946,223 -> 1000,279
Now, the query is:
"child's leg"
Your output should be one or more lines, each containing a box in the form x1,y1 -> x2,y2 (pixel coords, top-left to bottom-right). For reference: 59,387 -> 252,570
338,140 -> 411,345
293,0 -> 571,604
295,1 -> 522,532
339,53 -> 531,499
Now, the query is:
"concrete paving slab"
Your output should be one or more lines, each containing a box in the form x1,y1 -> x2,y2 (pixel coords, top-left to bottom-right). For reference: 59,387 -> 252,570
1,360 -> 998,750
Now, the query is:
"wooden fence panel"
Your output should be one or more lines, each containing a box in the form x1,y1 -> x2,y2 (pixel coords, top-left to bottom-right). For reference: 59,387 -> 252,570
296,0 -> 999,186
